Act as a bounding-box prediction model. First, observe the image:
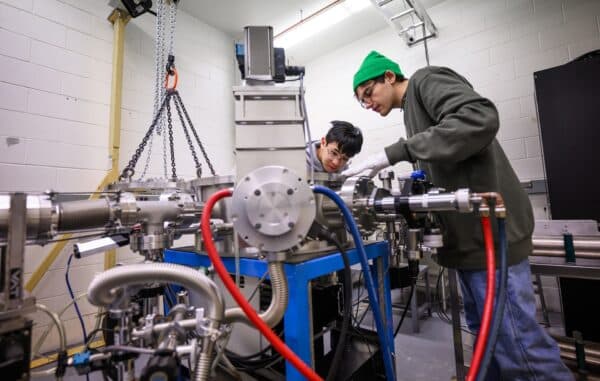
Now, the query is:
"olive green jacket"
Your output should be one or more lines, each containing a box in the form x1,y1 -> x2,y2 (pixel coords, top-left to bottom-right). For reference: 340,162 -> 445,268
385,66 -> 533,269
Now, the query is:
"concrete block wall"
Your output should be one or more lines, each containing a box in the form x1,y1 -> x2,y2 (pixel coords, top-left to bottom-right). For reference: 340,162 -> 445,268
303,0 -> 600,312
0,0 -> 235,353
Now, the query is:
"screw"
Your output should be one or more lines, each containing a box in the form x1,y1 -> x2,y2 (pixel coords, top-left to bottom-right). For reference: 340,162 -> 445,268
287,188 -> 294,195
254,189 -> 261,196
254,223 -> 262,229
288,222 -> 295,228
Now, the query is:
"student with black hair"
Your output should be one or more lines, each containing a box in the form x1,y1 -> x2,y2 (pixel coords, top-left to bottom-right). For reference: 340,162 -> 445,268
306,120 -> 363,173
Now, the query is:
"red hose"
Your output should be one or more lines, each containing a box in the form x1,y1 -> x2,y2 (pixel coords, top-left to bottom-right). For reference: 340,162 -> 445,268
466,216 -> 496,381
201,189 -> 323,381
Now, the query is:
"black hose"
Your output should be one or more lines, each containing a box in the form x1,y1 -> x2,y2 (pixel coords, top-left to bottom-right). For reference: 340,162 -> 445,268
327,238 -> 353,381
475,218 -> 508,381
393,282 -> 415,337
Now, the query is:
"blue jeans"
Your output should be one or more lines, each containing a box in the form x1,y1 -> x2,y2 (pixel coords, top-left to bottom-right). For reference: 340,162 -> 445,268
458,258 -> 574,381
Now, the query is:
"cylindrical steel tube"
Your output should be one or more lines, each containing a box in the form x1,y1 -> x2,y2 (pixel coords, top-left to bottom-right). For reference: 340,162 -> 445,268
533,238 -> 600,251
58,199 -> 111,231
0,195 -> 56,240
224,261 -> 288,327
87,263 -> 224,322
532,249 -> 600,259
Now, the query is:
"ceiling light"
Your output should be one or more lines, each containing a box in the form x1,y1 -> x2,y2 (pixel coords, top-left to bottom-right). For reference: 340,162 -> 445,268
274,0 -> 371,49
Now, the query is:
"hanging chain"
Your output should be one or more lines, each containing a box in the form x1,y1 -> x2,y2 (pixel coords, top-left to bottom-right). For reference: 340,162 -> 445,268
138,132 -> 154,179
153,0 -> 164,133
125,0 -> 218,181
162,117 -> 168,178
121,95 -> 170,179
165,98 -> 177,180
173,92 -> 217,176
172,94 -> 202,177
167,1 -> 177,58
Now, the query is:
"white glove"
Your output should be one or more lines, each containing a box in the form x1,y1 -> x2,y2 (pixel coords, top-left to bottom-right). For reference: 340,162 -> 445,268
341,151 -> 390,178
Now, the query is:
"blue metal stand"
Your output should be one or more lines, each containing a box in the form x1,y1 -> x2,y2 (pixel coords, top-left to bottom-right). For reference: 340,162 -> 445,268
164,241 -> 393,381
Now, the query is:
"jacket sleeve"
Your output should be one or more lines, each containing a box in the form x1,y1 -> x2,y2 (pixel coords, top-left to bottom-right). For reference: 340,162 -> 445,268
385,68 -> 499,165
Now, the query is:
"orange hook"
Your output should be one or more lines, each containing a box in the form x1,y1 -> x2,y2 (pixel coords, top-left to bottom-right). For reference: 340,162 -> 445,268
165,68 -> 178,90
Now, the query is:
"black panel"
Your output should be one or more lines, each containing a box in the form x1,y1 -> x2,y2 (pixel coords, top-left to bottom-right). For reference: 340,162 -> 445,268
534,52 -> 600,221
534,52 -> 600,342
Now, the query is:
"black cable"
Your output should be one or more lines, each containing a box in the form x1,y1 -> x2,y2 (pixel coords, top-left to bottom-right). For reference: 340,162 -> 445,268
327,238 -> 353,381
44,231 -> 106,243
393,283 -> 415,337
225,345 -> 273,360
85,328 -> 114,350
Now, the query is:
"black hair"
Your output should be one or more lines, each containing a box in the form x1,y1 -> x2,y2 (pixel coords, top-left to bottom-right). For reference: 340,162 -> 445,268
325,120 -> 363,157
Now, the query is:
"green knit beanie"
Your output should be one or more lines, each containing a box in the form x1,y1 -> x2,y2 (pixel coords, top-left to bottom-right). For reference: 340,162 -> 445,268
353,51 -> 403,92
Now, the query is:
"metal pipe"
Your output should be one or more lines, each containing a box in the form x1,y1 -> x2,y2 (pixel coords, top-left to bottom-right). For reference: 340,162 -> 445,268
558,342 -> 600,358
0,195 -> 56,241
87,263 -> 224,323
532,250 -> 600,259
560,351 -> 600,366
35,303 -> 67,354
533,238 -> 600,251
224,261 -> 288,327
58,199 -> 111,231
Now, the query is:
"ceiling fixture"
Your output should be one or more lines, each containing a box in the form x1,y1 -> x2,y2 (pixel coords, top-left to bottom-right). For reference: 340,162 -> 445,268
274,0 -> 371,49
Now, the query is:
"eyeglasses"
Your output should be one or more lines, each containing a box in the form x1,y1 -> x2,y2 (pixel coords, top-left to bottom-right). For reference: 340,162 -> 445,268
356,80 -> 377,109
327,147 -> 350,163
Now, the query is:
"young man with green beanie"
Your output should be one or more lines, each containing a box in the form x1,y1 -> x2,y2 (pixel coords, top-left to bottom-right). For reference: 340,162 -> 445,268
344,50 -> 573,381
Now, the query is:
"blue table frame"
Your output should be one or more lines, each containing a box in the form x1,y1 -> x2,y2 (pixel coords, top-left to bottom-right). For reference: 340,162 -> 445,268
164,241 -> 393,381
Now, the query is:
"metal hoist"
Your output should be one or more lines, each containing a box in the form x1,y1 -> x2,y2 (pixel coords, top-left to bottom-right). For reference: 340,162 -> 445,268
121,0 -> 216,182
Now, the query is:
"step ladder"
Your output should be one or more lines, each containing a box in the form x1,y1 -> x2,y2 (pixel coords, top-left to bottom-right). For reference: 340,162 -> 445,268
369,0 -> 437,46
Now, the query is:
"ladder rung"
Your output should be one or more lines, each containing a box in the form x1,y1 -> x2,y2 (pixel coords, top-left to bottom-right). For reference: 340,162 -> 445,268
376,0 -> 394,6
390,8 -> 415,21
398,21 -> 424,34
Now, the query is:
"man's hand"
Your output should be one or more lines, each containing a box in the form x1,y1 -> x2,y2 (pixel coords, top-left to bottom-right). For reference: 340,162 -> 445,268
341,151 -> 390,178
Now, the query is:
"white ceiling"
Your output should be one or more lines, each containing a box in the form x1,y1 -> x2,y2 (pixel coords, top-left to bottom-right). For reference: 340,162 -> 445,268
178,0 -> 444,65
179,0 -> 342,38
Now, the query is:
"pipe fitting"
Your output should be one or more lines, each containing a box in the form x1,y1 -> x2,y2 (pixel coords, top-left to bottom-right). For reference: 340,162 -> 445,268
224,261 -> 288,327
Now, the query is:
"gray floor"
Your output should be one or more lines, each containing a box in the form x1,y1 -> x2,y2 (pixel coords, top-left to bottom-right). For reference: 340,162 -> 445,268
393,314 -> 458,381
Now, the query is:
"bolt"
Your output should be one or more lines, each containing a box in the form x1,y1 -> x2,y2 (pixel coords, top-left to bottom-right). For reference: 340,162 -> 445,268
287,188 -> 294,195
254,189 -> 261,196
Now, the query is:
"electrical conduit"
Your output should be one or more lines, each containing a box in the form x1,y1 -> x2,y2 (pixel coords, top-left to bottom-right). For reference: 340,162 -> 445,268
201,188 -> 323,381
224,261 -> 288,327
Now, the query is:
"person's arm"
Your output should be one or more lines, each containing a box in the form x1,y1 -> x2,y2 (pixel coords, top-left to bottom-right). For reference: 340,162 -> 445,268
385,67 -> 499,165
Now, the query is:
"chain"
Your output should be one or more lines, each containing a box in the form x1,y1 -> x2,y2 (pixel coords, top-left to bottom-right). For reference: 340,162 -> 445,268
162,112 -> 168,178
173,92 -> 217,176
138,131 -> 154,179
167,0 -> 177,57
154,0 -> 169,178
165,98 -> 177,180
121,95 -> 170,179
172,93 -> 202,177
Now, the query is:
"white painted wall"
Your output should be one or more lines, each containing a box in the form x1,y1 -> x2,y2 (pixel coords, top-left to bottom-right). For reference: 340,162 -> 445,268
0,0 -> 235,353
303,0 -> 600,313
304,0 -> 600,181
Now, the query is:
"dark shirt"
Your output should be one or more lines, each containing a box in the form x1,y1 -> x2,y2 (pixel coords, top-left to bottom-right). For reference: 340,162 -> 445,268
385,66 -> 534,269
